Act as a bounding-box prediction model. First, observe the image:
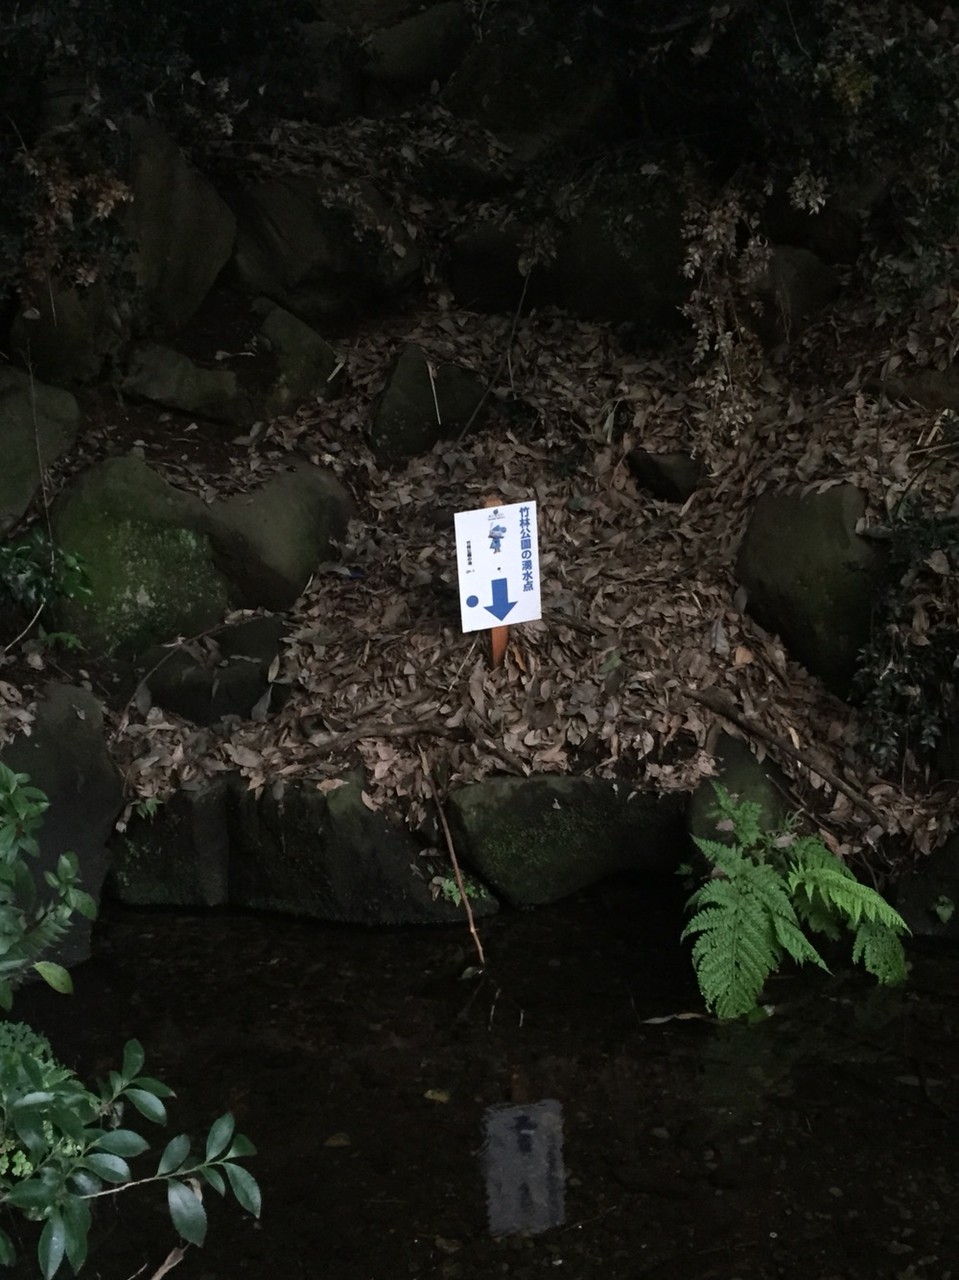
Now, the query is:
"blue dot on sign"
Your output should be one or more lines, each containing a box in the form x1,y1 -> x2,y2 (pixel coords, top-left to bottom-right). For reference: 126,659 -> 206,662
466,594 -> 478,608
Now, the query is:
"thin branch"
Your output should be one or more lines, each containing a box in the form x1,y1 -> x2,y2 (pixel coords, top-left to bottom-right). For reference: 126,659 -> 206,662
454,269 -> 530,445
418,745 -> 486,967
680,684 -> 888,829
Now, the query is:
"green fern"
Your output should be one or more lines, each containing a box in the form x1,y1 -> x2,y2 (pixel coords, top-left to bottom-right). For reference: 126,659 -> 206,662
683,845 -> 827,1017
684,784 -> 909,1018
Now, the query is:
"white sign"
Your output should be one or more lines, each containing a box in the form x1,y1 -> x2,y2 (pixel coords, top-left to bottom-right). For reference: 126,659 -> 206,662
454,500 -> 541,633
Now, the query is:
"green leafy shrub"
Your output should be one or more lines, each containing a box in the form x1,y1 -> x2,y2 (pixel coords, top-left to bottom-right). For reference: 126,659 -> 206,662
0,529 -> 90,614
683,784 -> 909,1019
0,762 -> 260,1277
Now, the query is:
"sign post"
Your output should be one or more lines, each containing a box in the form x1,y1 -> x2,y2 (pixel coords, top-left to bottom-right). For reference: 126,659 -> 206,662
453,499 -> 541,666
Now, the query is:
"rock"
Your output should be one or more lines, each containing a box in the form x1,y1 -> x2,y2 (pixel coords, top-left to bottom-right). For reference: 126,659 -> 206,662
51,455 -> 229,656
757,245 -> 840,344
1,684 -> 123,965
444,24 -> 623,158
449,224 -> 548,314
549,197 -> 687,330
735,484 -> 886,695
9,278 -> 123,386
208,462 -> 353,610
107,778 -> 231,908
233,174 -> 421,323
229,777 -> 498,924
141,615 -> 288,725
8,119 -> 235,385
370,343 -> 486,463
893,835 -> 959,942
881,367 -> 959,412
627,449 -> 703,503
366,2 -> 472,94
447,776 -> 683,907
297,22 -> 366,122
127,117 -> 237,330
0,368 -> 80,533
259,305 -> 343,414
687,735 -> 792,851
121,343 -> 242,423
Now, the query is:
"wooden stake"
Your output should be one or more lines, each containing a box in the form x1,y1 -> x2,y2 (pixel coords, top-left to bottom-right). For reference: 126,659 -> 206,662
483,495 -> 508,667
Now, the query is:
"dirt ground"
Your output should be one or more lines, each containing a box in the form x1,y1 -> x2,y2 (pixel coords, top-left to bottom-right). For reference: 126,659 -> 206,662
10,880 -> 959,1280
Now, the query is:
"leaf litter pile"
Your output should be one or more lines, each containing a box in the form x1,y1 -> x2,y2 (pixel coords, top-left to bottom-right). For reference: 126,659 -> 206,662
19,294 -> 959,869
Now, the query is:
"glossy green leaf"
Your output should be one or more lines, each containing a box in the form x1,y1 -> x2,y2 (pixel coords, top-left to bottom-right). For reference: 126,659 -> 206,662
0,1226 -> 15,1265
84,1152 -> 131,1183
39,1211 -> 66,1280
91,1128 -> 150,1158
131,1075 -> 175,1098
5,1177 -> 52,1210
198,1165 -> 226,1195
224,1162 -> 262,1218
13,1090 -> 56,1110
157,1133 -> 191,1176
61,1196 -> 91,1273
125,1088 -> 167,1125
225,1133 -> 257,1159
33,962 -> 73,994
121,1040 -> 145,1081
167,1178 -> 207,1246
205,1113 -> 235,1162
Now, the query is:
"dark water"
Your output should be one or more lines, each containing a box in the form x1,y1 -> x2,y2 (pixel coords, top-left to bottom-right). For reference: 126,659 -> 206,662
9,877 -> 959,1280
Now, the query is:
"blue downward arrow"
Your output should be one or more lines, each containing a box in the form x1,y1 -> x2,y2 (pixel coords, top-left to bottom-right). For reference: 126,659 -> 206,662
485,578 -> 517,620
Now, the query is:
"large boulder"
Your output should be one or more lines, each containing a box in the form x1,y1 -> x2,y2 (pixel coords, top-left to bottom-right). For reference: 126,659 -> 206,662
735,485 -> 886,695
9,121 -> 236,385
233,175 -> 421,323
756,245 -> 840,344
687,734 -> 792,851
444,24 -> 623,158
259,305 -> 344,415
9,279 -> 122,386
548,195 -> 687,329
0,369 -> 80,533
229,777 -> 498,924
893,835 -> 959,942
365,2 -> 472,95
447,775 -> 683,907
127,117 -> 237,330
107,778 -> 231,908
140,615 -> 288,726
51,455 -> 229,656
1,684 -> 123,965
120,343 -> 242,423
370,343 -> 486,463
208,462 -> 353,610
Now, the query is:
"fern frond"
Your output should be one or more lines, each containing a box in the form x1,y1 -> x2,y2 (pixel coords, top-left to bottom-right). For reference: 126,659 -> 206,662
706,784 -> 765,852
788,862 -> 908,932
851,920 -> 908,986
683,855 -> 812,1018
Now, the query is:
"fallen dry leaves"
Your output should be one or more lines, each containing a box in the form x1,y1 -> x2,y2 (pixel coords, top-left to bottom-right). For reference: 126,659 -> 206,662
84,294 -> 957,871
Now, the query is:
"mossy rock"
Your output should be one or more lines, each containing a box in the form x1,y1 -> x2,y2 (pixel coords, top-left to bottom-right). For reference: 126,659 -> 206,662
447,775 -> 682,907
52,455 -> 229,656
735,484 -> 886,694
687,734 -> 792,851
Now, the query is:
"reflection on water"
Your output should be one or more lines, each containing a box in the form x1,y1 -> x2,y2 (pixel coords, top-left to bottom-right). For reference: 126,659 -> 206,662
13,879 -> 959,1280
483,1098 -> 565,1236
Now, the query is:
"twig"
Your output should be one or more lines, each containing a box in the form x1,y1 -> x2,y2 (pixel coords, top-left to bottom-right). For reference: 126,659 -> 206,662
454,269 -> 531,444
679,684 -> 888,829
147,1247 -> 188,1280
418,745 -> 486,967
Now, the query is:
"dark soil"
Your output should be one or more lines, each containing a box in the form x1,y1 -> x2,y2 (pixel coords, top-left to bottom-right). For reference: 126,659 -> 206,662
10,879 -> 959,1280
